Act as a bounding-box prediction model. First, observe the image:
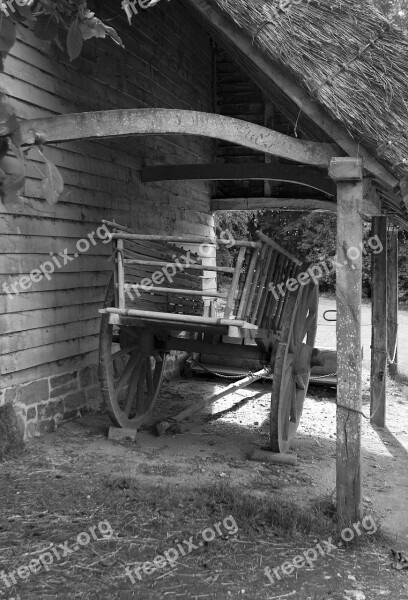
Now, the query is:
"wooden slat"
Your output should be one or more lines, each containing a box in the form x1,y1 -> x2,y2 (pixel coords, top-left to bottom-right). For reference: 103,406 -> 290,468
211,197 -> 337,212
124,259 -> 234,273
124,284 -> 226,299
223,246 -> 247,319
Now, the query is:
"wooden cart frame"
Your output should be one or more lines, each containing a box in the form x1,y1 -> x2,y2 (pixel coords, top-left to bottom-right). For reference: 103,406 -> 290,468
98,220 -> 320,452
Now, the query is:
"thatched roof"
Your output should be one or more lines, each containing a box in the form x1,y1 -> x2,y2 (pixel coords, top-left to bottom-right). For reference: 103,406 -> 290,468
189,0 -> 408,209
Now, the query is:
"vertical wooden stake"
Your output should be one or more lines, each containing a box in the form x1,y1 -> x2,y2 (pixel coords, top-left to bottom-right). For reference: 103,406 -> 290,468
387,227 -> 398,378
370,216 -> 387,426
117,238 -> 125,310
329,157 -> 363,523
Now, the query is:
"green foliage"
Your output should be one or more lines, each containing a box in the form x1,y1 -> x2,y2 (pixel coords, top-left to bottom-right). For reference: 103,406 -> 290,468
372,0 -> 408,27
0,0 -> 123,209
216,210 -> 408,302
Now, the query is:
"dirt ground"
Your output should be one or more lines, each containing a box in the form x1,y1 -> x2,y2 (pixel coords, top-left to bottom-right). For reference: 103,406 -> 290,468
0,298 -> 407,600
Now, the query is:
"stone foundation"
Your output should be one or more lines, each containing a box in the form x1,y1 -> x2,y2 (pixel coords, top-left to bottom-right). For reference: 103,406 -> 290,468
0,353 -> 186,439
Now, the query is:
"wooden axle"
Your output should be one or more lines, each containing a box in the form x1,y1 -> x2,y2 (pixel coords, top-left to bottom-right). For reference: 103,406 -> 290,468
163,337 -> 270,362
156,366 -> 272,435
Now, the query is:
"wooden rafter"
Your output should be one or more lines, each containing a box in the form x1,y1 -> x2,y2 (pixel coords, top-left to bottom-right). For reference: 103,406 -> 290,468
211,197 -> 336,212
20,109 -> 338,168
141,163 -> 336,196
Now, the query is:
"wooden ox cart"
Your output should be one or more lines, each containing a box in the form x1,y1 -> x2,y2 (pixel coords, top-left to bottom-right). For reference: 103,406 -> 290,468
98,221 -> 320,452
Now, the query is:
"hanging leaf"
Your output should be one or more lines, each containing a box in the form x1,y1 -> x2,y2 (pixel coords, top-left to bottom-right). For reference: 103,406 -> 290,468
79,16 -> 107,40
104,25 -> 124,47
0,102 -> 19,137
15,3 -> 35,20
2,173 -> 25,208
66,17 -> 83,60
42,158 -> 64,204
0,17 -> 16,54
33,14 -> 59,41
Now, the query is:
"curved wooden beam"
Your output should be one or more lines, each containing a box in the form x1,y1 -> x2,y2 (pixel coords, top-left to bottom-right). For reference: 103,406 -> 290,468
19,109 -> 338,168
141,163 -> 336,196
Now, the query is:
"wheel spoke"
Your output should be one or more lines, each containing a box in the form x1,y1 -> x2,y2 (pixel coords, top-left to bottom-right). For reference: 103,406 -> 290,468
124,358 -> 143,416
114,350 -> 140,397
112,344 -> 140,361
137,359 -> 147,410
146,358 -> 154,398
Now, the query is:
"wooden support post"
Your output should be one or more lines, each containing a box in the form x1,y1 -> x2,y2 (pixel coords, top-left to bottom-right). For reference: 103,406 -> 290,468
329,157 -> 363,523
370,216 -> 387,426
387,227 -> 398,378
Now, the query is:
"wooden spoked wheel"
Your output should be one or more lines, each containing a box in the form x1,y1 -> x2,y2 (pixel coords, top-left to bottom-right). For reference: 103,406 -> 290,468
270,280 -> 319,453
99,278 -> 167,429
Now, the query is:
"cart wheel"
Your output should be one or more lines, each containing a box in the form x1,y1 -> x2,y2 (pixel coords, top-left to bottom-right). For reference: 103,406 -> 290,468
270,280 -> 318,453
99,277 -> 167,429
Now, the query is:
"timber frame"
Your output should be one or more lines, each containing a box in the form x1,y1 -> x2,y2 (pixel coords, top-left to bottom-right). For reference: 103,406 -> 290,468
19,104 -> 405,522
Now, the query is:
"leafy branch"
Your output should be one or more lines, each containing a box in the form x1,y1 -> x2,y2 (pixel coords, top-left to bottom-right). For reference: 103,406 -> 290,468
0,0 -> 123,209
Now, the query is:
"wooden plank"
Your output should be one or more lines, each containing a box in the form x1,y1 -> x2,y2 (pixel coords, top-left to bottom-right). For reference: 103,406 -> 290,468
2,335 -> 100,375
211,197 -> 337,212
124,259 -> 234,273
187,0 -> 399,190
387,227 -> 398,377
1,318 -> 100,355
0,303 -> 102,334
124,284 -> 227,299
370,216 -> 387,426
20,109 -> 338,168
0,272 -> 109,297
0,286 -> 106,313
237,247 -> 260,319
224,246 -> 247,319
114,232 -> 260,248
330,157 -> 363,522
141,164 -> 336,196
0,350 -> 99,390
244,242 -> 268,322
